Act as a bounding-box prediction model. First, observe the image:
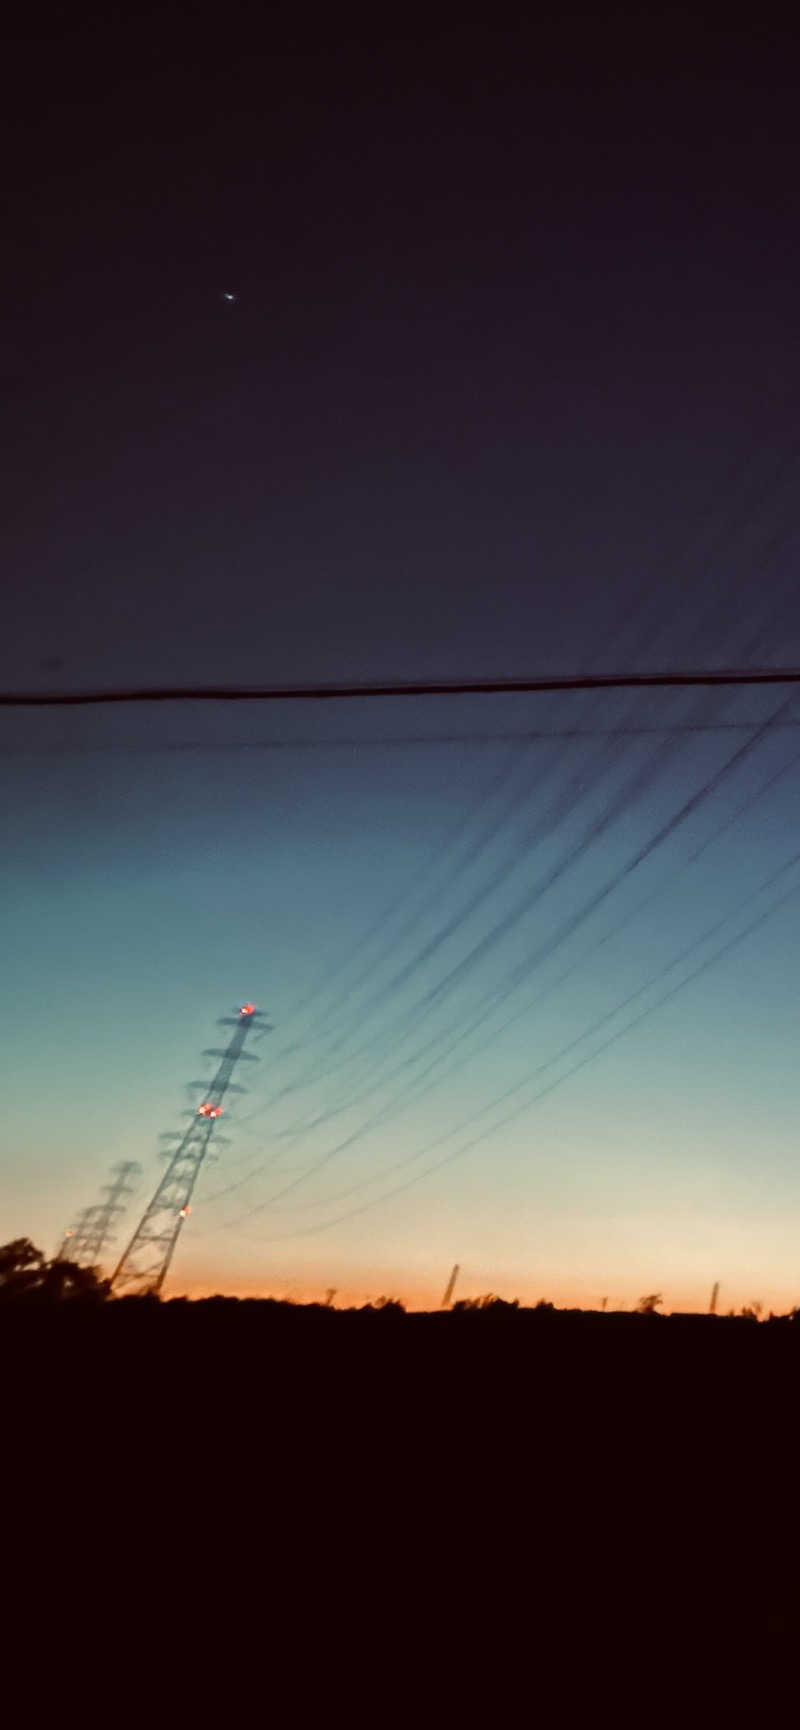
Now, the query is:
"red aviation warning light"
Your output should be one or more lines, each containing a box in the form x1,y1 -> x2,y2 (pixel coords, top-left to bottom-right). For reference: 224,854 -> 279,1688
197,1103 -> 224,1119
179,1205 -> 191,1219
239,1003 -> 256,1016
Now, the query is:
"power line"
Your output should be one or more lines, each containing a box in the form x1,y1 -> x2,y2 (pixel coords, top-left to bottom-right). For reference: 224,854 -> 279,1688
229,692 -> 788,1166
234,568 -> 796,1126
7,667 -> 800,706
217,848 -> 800,1242
205,728 -> 686,1170
259,727 -> 619,1096
221,560 -> 798,1132
359,722 -> 800,1120
229,706 -> 652,1129
281,838 -> 800,1218
199,718 -> 646,1167
11,718 -> 800,756
235,706 -> 674,1122
204,688 -> 782,1204
274,738 -> 530,1047
199,697 -> 792,1218
207,727 -> 636,1160
208,739 -> 531,1131
412,695 -> 792,1026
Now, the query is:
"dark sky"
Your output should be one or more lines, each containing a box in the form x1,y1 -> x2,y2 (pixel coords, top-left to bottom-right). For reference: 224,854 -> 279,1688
5,4 -> 800,689
5,5 -> 800,1309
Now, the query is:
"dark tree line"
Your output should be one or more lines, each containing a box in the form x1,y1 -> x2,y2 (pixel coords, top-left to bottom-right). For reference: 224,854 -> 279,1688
1,1237 -> 797,1323
0,1238 -> 109,1303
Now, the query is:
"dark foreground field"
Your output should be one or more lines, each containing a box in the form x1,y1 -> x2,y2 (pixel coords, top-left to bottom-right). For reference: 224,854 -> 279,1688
6,1297 -> 800,1693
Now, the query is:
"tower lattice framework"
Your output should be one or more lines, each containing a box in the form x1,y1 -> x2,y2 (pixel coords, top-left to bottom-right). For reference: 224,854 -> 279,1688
111,1004 -> 267,1296
57,1205 -> 99,1264
57,1161 -> 142,1268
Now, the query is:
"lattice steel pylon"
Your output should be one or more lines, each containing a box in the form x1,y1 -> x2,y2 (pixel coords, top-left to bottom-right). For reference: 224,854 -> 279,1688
84,1163 -> 142,1266
111,1004 -> 268,1296
58,1163 -> 142,1268
57,1205 -> 99,1263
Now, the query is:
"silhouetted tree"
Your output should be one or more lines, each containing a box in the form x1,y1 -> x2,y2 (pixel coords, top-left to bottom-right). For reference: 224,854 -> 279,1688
0,1239 -> 109,1303
0,1238 -> 44,1298
636,1293 -> 663,1314
40,1259 -> 110,1301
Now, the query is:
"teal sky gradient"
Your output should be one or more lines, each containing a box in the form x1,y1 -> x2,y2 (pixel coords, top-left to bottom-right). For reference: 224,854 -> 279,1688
4,687 -> 800,1313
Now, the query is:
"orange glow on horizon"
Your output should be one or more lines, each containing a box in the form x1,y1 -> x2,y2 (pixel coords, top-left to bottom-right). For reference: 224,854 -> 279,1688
166,1266 -> 800,1318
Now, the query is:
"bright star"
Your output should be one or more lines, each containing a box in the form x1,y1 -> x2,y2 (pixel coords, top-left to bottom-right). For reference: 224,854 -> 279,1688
221,291 -> 238,303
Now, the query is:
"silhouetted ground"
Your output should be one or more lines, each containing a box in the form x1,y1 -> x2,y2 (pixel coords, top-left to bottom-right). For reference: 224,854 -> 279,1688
6,1292 -> 799,1682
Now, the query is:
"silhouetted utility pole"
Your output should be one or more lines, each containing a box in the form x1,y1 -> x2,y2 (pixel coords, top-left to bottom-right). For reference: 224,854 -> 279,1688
111,1004 -> 269,1296
441,1264 -> 460,1308
710,1281 -> 720,1315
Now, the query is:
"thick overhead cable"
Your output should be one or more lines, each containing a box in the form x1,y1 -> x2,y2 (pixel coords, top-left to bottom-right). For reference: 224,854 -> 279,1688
5,667 -> 800,706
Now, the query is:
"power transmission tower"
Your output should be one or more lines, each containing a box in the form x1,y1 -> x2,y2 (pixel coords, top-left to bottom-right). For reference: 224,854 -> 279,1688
57,1205 -> 99,1263
709,1281 -> 720,1315
81,1162 -> 141,1266
57,1163 -> 142,1269
111,1004 -> 268,1296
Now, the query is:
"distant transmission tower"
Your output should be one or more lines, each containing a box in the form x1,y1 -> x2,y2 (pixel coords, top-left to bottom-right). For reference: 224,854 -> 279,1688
111,1004 -> 268,1296
709,1280 -> 720,1316
57,1206 -> 99,1263
82,1163 -> 141,1266
57,1162 -> 142,1269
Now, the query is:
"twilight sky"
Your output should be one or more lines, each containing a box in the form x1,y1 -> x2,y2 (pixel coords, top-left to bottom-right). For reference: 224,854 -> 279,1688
3,6 -> 800,1309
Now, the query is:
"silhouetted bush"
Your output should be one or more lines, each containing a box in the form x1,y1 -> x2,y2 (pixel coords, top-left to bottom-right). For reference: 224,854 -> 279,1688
0,1238 -> 109,1303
